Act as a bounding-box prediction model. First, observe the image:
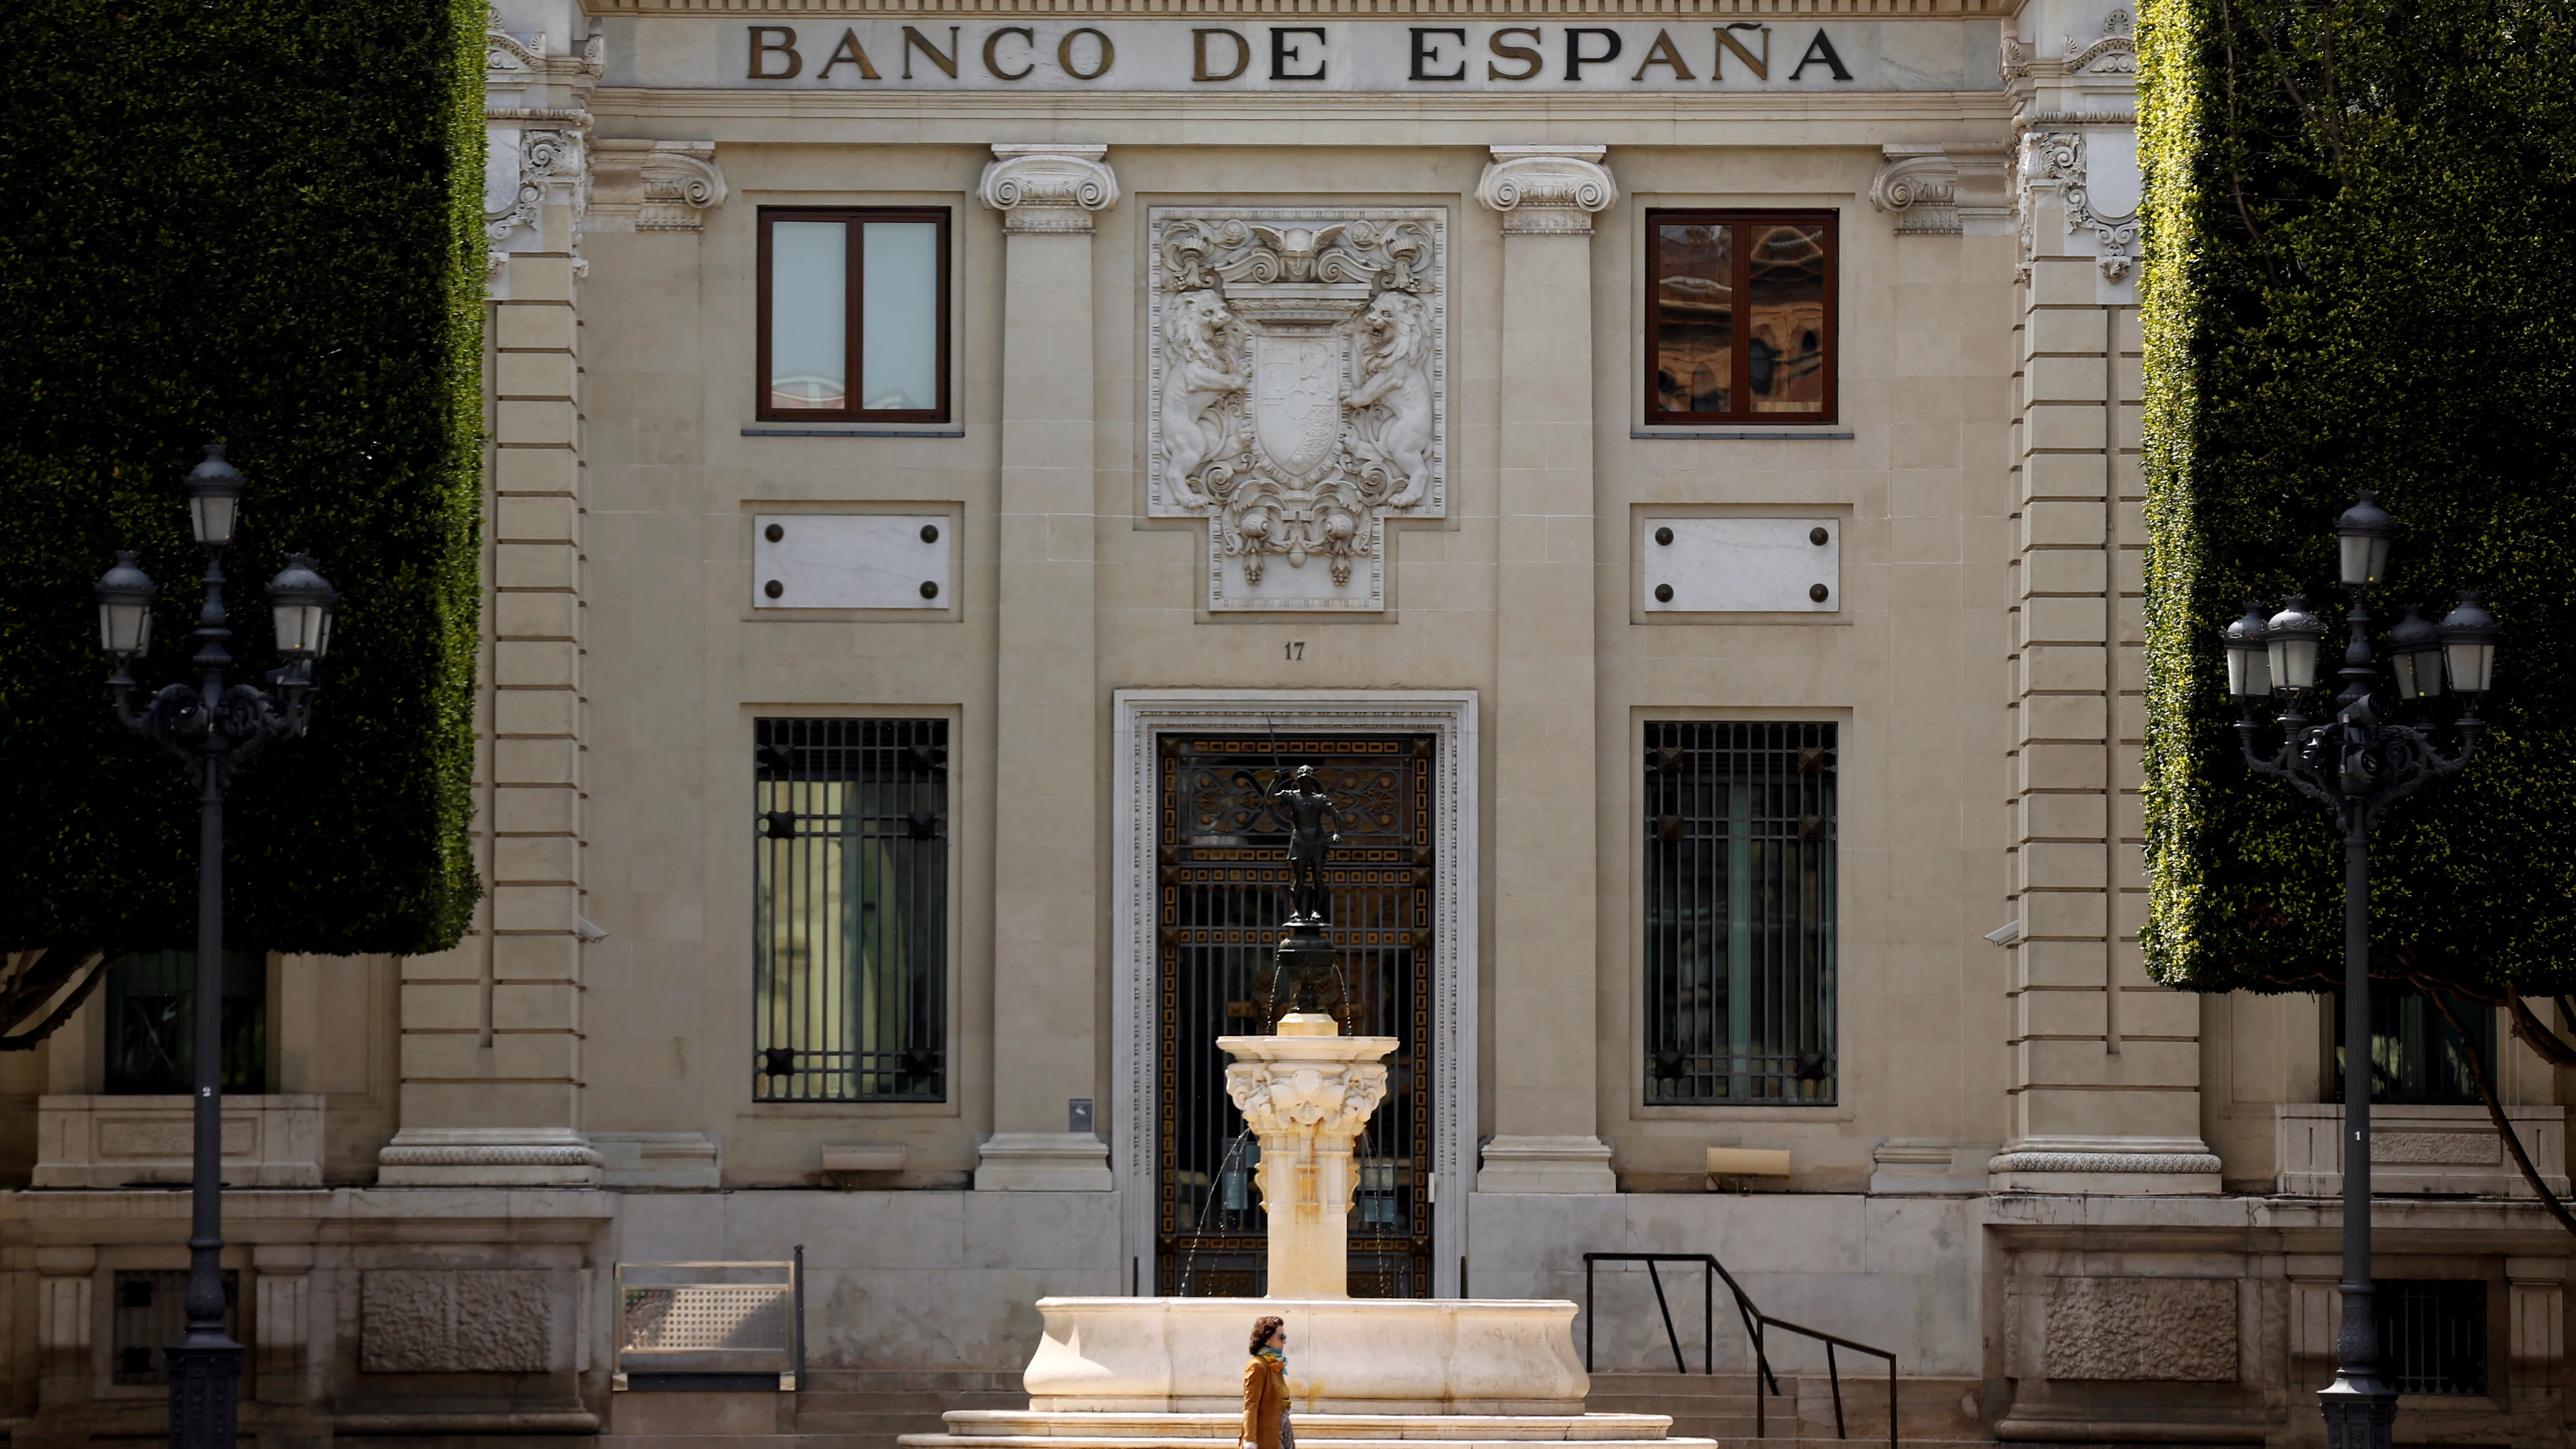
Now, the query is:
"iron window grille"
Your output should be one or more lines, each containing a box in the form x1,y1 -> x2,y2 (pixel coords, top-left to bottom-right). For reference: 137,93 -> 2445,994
112,1270 -> 241,1385
2330,986 -> 2494,1105
2374,1280 -> 2487,1396
753,718 -> 947,1102
104,948 -> 267,1096
1642,722 -> 1838,1105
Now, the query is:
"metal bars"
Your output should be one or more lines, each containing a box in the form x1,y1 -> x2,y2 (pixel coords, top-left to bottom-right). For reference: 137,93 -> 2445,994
2330,987 -> 2493,1105
111,1271 -> 240,1385
1155,735 -> 1433,1298
2373,1280 -> 2487,1395
1642,722 -> 1837,1104
752,718 -> 947,1102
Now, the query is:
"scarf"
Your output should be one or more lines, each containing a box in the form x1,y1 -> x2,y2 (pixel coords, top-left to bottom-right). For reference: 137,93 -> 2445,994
1255,1345 -> 1287,1370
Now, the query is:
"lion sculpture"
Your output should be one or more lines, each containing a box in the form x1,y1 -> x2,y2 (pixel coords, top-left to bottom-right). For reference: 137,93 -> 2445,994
1344,291 -> 1435,507
1159,288 -> 1245,504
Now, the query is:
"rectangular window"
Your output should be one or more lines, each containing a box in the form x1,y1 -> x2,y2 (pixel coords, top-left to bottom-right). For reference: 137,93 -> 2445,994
1646,211 -> 1837,424
757,208 -> 949,422
1642,722 -> 1837,1104
753,718 -> 948,1102
2331,986 -> 2494,1104
2375,1280 -> 2488,1395
104,948 -> 266,1095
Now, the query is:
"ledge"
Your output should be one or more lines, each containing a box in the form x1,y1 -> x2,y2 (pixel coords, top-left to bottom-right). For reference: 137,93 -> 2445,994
32,1094 -> 323,1189
742,426 -> 965,438
335,1411 -> 600,1434
1630,428 -> 1855,440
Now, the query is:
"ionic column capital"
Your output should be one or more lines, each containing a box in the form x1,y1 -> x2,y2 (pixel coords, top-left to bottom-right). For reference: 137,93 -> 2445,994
1477,145 -> 1617,235
979,144 -> 1120,234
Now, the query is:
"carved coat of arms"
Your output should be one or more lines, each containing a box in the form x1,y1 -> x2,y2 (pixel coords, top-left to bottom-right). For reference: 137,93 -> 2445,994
1147,209 -> 1447,611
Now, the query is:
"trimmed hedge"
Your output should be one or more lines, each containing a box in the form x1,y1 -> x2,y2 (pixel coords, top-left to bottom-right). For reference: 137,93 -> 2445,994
0,0 -> 484,955
2138,0 -> 2576,992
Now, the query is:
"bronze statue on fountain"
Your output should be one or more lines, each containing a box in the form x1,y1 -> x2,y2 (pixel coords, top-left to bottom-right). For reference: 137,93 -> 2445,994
1267,764 -> 1347,1026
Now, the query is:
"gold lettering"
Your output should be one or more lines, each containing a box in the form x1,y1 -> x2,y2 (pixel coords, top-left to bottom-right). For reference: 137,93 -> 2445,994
1059,26 -> 1115,80
1714,24 -> 1769,81
902,25 -> 959,79
1193,27 -> 1252,82
748,26 -> 801,80
1487,26 -> 1541,81
982,26 -> 1033,80
1632,29 -> 1694,81
821,29 -> 880,80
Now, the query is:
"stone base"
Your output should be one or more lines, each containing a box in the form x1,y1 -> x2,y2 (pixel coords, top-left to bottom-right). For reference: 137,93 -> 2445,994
594,1131 -> 723,1188
1475,1136 -> 1616,1195
377,1127 -> 605,1186
1020,1297 -> 1588,1413
1867,1138 -> 1994,1196
32,1094 -> 323,1188
975,1132 -> 1113,1191
1986,1136 -> 2221,1196
905,1410 -> 1702,1448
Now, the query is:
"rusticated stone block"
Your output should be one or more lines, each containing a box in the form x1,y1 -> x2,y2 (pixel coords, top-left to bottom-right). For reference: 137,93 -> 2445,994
361,1269 -> 552,1372
2042,1276 -> 2236,1381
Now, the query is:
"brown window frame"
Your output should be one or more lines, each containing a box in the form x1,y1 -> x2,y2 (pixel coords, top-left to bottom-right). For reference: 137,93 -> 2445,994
1644,209 -> 1839,426
756,206 -> 952,424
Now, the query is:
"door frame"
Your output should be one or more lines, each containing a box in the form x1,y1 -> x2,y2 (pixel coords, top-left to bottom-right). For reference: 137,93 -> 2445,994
1112,689 -> 1479,1299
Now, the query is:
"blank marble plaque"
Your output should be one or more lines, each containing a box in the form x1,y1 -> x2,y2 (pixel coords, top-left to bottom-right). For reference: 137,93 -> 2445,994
1640,517 -> 1840,613
753,514 -> 949,610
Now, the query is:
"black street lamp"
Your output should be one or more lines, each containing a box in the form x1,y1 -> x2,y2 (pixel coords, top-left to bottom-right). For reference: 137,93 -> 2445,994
2220,490 -> 2496,1449
91,444 -> 337,1449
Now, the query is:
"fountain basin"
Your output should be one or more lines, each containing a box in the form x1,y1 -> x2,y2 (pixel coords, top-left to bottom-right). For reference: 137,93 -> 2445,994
1020,1297 -> 1589,1414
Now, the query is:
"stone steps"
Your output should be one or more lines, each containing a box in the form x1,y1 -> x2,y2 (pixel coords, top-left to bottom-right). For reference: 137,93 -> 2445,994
1584,1371 -> 1785,1441
1585,1371 -> 1988,1446
607,1373 -> 1978,1449
792,1372 -> 1023,1448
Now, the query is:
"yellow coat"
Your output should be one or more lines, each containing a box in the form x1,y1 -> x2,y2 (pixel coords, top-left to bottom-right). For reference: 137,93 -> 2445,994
1241,1353 -> 1287,1449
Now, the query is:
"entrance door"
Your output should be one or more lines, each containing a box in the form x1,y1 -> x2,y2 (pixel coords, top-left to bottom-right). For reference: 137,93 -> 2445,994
1154,734 -> 1434,1298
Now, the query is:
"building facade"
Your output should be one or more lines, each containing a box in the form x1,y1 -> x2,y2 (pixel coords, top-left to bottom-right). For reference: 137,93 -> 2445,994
4,1 -> 2572,1444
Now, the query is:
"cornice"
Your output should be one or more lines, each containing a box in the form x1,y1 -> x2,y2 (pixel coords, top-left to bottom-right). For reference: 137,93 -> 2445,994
587,0 -> 2001,16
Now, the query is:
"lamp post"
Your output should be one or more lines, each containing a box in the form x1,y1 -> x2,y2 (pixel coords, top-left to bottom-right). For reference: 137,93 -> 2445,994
2219,490 -> 2497,1449
92,444 -> 337,1449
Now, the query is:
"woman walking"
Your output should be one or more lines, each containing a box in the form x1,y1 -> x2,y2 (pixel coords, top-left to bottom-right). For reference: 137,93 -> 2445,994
1241,1316 -> 1293,1449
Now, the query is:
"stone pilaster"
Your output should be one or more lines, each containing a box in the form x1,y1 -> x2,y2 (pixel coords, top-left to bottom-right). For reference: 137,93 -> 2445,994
1472,146 -> 1617,1195
252,1245 -> 313,1404
2509,1258 -> 2566,1375
383,7 -> 602,1187
35,1247 -> 91,1411
975,145 -> 1118,1190
1994,5 -> 2213,1192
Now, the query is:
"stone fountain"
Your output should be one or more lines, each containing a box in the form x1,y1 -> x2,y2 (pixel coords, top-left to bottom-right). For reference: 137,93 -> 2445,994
902,767 -> 1707,1449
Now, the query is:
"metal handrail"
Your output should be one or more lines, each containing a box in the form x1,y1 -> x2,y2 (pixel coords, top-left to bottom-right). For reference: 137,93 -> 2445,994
1582,1252 -> 1897,1448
